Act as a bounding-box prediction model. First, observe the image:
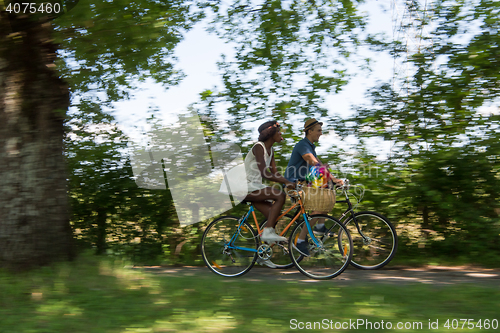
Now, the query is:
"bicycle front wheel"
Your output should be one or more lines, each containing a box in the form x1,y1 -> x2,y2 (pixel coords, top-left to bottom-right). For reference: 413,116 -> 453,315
201,216 -> 258,277
343,211 -> 398,270
289,214 -> 352,280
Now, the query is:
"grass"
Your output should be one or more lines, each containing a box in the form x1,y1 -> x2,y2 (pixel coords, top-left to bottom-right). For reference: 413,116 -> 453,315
1,254 -> 498,332
389,246 -> 500,269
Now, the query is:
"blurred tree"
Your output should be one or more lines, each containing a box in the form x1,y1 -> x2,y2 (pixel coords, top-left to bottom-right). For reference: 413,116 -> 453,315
350,0 -> 500,261
354,0 -> 500,154
199,0 -> 371,159
0,0 -> 201,269
1,1 -> 73,269
4,0 -> 497,268
65,100 -> 134,255
65,104 -> 183,263
54,0 -> 203,101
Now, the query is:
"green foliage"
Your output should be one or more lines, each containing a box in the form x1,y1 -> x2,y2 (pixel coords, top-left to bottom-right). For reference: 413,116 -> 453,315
53,0 -> 204,102
199,0 -> 368,145
56,0 -> 499,266
65,101 -> 183,263
346,0 -> 500,264
65,100 -> 136,253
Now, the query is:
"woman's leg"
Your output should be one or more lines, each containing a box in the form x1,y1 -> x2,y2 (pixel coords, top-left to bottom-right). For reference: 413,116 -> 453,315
253,201 -> 272,220
245,186 -> 286,228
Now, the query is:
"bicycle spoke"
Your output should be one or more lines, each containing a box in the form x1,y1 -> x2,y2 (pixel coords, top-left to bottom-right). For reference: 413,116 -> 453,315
366,244 -> 391,252
289,214 -> 352,279
344,212 -> 398,270
366,237 -> 392,245
201,216 -> 258,277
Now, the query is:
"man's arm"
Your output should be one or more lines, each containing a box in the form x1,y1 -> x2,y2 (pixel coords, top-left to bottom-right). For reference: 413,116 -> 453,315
302,153 -> 343,185
302,153 -> 320,166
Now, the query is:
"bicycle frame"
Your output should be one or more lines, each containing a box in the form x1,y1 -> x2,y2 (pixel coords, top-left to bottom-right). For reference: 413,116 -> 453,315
226,193 -> 325,253
336,190 -> 369,242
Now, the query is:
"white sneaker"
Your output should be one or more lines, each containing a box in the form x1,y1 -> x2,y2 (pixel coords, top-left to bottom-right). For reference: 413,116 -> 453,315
260,228 -> 287,243
256,258 -> 277,268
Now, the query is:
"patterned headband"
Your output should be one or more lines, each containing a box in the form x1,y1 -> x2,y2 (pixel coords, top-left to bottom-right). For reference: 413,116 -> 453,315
266,122 -> 280,130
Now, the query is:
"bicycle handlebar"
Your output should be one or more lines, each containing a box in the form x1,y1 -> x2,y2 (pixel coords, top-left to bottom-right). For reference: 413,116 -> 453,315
336,178 -> 350,191
285,182 -> 302,198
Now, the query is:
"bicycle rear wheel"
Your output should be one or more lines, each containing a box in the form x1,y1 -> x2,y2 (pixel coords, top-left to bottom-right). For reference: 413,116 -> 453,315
259,214 -> 302,269
201,216 -> 258,277
289,214 -> 352,279
343,211 -> 398,270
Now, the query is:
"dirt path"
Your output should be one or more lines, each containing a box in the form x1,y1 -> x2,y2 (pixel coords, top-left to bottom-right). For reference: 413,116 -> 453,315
136,265 -> 500,286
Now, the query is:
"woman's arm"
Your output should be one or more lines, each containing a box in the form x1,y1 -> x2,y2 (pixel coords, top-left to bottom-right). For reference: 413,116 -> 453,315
269,153 -> 295,186
253,145 -> 294,186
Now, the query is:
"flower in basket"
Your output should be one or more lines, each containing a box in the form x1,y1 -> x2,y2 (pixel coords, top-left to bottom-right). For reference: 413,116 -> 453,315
305,165 -> 331,188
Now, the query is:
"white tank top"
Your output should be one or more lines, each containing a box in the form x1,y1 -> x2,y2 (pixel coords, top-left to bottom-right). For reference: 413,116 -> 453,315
244,142 -> 273,192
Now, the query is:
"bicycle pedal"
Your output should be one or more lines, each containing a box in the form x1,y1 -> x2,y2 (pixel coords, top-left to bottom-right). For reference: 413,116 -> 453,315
256,258 -> 277,268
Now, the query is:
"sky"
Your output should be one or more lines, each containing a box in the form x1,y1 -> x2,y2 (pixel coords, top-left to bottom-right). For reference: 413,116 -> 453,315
109,0 -> 401,156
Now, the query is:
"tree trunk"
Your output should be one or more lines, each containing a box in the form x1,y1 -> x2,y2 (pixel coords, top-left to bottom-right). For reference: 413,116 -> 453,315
0,13 -> 73,269
96,208 -> 107,255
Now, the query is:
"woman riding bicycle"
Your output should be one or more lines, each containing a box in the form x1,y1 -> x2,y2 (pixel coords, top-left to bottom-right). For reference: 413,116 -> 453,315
244,120 -> 295,244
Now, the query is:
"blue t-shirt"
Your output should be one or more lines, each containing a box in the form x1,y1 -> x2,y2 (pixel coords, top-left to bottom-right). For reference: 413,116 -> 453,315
285,138 -> 317,182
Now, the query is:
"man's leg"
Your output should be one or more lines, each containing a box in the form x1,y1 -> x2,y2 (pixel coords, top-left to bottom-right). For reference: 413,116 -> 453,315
298,210 -> 326,239
294,211 -> 327,255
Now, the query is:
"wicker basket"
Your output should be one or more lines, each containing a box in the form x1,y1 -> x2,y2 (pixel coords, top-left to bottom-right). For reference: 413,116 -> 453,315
301,187 -> 336,212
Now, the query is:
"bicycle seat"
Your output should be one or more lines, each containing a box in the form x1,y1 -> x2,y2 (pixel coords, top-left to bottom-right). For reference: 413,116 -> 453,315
239,199 -> 273,205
